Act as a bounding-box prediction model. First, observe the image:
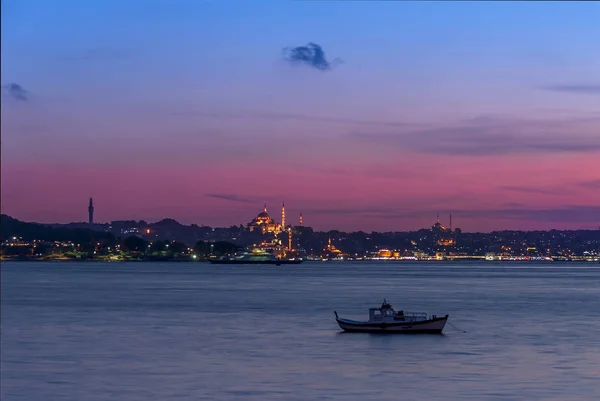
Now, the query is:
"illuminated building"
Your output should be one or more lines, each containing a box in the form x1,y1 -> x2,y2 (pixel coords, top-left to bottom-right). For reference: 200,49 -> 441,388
299,212 -> 303,226
376,249 -> 392,259
288,228 -> 293,251
247,204 -> 282,234
322,237 -> 345,259
432,213 -> 456,246
281,202 -> 286,229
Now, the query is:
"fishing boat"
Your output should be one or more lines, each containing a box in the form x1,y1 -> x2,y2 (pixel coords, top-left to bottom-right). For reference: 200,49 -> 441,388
334,299 -> 448,334
209,248 -> 303,265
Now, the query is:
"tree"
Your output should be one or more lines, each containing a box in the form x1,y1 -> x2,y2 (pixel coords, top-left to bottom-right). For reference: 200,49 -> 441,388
194,241 -> 211,258
168,241 -> 188,254
212,241 -> 241,256
151,240 -> 167,253
123,236 -> 148,253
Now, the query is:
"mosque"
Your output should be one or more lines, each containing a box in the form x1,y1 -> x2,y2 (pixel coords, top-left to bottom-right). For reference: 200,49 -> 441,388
247,203 -> 302,235
432,213 -> 456,246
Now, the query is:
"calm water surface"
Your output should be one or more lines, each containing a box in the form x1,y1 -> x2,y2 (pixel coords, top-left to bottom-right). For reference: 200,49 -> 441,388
2,262 -> 600,400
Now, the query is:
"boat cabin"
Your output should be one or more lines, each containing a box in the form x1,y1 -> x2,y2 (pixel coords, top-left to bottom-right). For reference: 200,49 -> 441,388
368,300 -> 428,323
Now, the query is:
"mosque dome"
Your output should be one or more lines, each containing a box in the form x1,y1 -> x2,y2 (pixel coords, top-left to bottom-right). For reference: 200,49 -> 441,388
257,211 -> 270,219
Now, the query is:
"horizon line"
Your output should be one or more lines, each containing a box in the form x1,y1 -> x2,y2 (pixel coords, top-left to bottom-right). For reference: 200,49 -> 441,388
3,214 -> 599,235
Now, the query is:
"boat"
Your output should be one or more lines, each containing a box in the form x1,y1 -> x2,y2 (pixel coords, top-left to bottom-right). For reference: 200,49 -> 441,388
334,299 -> 448,334
209,248 -> 303,265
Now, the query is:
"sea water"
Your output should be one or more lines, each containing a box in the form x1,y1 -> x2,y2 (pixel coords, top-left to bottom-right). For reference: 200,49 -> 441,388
2,261 -> 599,400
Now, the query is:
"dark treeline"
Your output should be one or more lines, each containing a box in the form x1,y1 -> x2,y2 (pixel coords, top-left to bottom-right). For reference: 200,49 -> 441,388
1,215 -> 115,243
1,215 -> 241,260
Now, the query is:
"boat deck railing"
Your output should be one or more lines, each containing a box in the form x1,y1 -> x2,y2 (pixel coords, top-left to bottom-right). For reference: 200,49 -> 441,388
401,312 -> 429,317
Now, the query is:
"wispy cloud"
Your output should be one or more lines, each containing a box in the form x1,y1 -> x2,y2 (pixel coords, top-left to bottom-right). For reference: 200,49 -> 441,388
579,179 -> 600,190
53,48 -> 131,63
282,42 -> 341,71
304,205 -> 600,224
346,115 -> 600,156
205,193 -> 274,204
170,109 -> 416,128
2,82 -> 28,101
461,205 -> 600,224
542,84 -> 600,95
499,185 -> 568,196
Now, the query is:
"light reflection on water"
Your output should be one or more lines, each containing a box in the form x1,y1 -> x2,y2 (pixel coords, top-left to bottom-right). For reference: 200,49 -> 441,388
2,262 -> 600,400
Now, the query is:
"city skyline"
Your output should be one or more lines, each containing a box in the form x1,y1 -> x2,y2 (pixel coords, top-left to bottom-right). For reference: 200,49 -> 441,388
4,197 -> 600,234
2,1 -> 600,232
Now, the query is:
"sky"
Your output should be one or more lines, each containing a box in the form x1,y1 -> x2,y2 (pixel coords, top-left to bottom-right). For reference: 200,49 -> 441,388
1,0 -> 600,232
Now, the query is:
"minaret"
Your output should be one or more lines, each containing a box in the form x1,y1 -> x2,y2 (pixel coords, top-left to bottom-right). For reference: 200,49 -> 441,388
88,197 -> 94,225
263,204 -> 267,213
449,213 -> 453,231
436,213 -> 440,223
281,202 -> 286,229
288,228 -> 293,251
299,212 -> 303,227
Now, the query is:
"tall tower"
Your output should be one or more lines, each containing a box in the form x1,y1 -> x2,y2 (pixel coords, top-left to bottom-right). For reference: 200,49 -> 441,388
299,212 -> 303,227
288,228 -> 293,251
449,213 -> 453,231
436,213 -> 440,223
281,202 -> 286,229
88,197 -> 94,225
263,204 -> 267,213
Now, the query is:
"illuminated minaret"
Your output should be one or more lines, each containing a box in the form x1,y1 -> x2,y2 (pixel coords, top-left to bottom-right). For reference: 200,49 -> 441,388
263,204 -> 267,213
299,212 -> 303,227
281,202 -> 286,229
88,197 -> 94,225
449,213 -> 453,231
436,213 -> 440,223
288,228 -> 293,251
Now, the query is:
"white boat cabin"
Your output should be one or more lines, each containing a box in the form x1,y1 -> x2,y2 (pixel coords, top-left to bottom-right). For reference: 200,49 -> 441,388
368,301 -> 429,323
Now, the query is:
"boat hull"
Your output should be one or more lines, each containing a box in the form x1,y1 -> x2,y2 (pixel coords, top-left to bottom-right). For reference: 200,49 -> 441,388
336,315 -> 449,334
209,259 -> 303,265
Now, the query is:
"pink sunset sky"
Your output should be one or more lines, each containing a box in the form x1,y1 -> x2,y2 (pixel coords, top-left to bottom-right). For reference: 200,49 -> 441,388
2,1 -> 600,232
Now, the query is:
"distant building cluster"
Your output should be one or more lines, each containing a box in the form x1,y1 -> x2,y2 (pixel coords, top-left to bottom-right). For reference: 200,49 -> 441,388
1,198 -> 599,262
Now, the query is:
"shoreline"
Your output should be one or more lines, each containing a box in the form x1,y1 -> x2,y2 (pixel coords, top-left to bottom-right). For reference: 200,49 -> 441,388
1,257 -> 597,263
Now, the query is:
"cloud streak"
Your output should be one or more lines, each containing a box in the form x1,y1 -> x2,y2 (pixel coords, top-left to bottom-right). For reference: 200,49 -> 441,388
170,109 -> 416,128
346,115 -> 600,156
579,179 -> 600,190
542,84 -> 600,95
53,48 -> 131,62
205,193 -> 274,204
304,205 -> 600,225
499,185 -> 568,196
3,83 -> 28,100
282,42 -> 341,71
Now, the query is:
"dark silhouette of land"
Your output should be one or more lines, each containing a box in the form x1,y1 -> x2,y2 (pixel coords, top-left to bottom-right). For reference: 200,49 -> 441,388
1,214 -> 599,262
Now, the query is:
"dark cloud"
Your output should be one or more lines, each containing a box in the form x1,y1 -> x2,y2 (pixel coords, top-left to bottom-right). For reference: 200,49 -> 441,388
346,115 -> 600,156
542,84 -> 600,95
3,82 -> 28,101
282,42 -> 341,71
